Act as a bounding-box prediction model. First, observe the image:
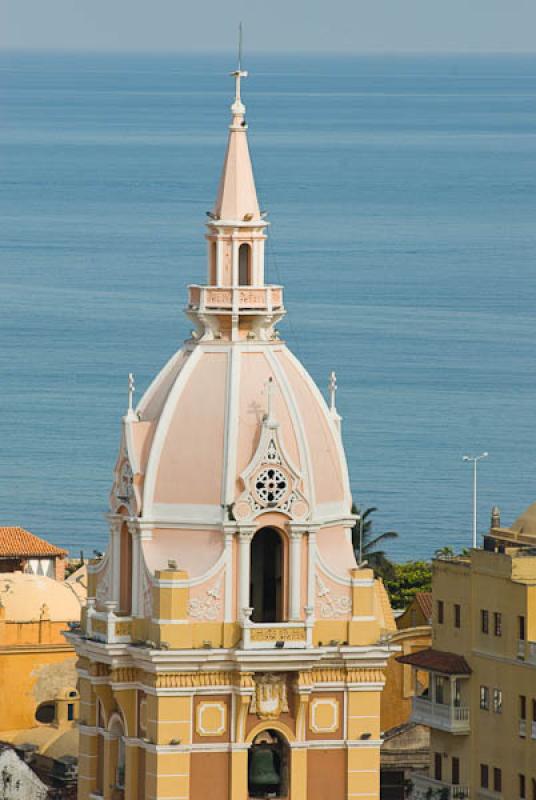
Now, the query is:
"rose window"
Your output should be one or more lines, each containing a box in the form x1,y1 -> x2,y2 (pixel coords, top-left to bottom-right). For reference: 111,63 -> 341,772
255,467 -> 288,505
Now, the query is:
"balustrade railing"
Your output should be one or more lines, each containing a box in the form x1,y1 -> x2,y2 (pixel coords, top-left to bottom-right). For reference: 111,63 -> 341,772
412,696 -> 470,733
188,284 -> 284,313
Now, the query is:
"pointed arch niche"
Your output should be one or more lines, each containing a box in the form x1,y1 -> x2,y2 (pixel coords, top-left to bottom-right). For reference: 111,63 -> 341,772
249,527 -> 284,623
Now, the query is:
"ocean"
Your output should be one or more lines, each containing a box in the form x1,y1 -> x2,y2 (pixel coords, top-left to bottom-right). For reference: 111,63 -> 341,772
1,51 -> 535,561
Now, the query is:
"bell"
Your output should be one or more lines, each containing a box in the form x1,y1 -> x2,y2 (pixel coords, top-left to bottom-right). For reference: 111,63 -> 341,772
249,745 -> 280,786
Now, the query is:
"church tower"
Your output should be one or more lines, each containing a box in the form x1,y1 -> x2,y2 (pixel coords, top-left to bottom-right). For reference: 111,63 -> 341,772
72,64 -> 395,800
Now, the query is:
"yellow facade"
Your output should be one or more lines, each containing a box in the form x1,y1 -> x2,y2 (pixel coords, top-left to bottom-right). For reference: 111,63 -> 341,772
403,521 -> 536,800
0,595 -> 79,734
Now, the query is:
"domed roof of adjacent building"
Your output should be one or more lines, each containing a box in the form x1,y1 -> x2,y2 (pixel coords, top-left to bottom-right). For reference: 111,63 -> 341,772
0,573 -> 82,623
510,502 -> 536,537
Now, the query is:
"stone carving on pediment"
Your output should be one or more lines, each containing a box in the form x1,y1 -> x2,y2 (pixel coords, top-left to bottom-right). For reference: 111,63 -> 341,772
250,674 -> 289,720
234,405 -> 309,523
188,577 -> 222,621
316,574 -> 351,618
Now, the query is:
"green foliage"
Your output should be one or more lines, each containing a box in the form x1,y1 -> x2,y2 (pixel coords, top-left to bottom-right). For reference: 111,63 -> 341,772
383,560 -> 432,610
351,504 -> 398,579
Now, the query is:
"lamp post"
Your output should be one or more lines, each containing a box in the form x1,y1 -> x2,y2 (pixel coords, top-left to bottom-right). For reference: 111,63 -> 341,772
462,452 -> 488,549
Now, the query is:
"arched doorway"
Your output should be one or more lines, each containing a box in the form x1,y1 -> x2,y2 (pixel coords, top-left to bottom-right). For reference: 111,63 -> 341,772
248,729 -> 290,799
250,528 -> 283,623
238,243 -> 252,285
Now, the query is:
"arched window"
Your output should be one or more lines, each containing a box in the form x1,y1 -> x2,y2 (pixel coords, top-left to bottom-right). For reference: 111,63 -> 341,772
119,522 -> 132,615
238,243 -> 251,286
109,714 -> 126,789
248,729 -> 289,798
250,528 -> 283,623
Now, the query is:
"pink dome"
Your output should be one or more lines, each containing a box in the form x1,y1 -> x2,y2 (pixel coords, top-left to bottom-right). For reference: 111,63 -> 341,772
117,341 -> 351,527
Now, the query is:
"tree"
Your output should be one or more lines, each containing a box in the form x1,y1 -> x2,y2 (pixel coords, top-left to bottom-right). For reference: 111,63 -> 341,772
351,504 -> 398,580
383,561 -> 432,609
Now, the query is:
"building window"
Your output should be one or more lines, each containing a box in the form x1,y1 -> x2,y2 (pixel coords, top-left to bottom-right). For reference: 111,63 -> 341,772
520,695 -> 527,720
434,752 -> 442,782
480,685 -> 490,710
67,703 -> 74,721
492,688 -> 503,714
435,675 -> 446,705
532,777 -> 536,800
532,699 -> 536,723
481,609 -> 489,634
452,757 -> 460,786
480,764 -> 489,789
519,615 -> 526,641
494,612 -> 502,636
520,774 -> 526,799
35,702 -> 55,724
437,600 -> 444,624
454,604 -> 461,628
494,768 -> 502,793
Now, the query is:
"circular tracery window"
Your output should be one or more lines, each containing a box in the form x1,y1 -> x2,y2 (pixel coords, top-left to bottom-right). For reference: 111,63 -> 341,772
255,467 -> 288,505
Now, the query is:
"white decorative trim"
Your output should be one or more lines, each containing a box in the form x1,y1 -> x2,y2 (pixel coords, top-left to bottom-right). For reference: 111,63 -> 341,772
310,697 -> 339,733
266,347 -> 316,511
284,347 -> 352,510
196,702 -> 226,736
142,346 -> 202,516
221,343 -> 240,506
316,551 -> 353,587
149,503 -> 222,525
316,575 -> 351,618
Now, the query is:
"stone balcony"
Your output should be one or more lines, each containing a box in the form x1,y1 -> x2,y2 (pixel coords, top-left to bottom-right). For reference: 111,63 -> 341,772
241,608 -> 313,649
188,284 -> 284,315
411,773 -> 470,800
86,600 -> 132,645
412,696 -> 470,735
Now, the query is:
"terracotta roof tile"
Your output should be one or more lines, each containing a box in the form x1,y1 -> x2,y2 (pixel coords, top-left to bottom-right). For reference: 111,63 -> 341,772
396,647 -> 471,675
415,592 -> 433,621
0,527 -> 67,558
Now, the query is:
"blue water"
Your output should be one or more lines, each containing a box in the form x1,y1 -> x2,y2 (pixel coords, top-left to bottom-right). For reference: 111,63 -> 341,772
1,51 -> 536,561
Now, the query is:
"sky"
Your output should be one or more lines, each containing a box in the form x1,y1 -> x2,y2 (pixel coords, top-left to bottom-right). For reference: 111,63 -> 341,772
1,0 -> 536,54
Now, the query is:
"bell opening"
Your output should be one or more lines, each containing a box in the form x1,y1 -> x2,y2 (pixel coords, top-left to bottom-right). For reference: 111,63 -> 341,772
248,729 -> 289,799
250,528 -> 283,623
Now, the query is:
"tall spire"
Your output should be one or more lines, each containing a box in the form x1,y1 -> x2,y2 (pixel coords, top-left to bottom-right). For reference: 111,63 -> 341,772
212,27 -> 261,222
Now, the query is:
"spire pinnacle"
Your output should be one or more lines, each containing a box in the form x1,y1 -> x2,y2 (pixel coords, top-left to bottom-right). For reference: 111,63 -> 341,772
230,23 -> 248,118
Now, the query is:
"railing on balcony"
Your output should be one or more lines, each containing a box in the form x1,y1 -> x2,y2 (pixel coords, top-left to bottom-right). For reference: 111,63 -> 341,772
531,720 -> 536,740
412,696 -> 470,734
241,607 -> 313,649
86,600 -> 132,645
519,718 -> 527,737
517,639 -> 526,659
410,772 -> 470,799
188,284 -> 284,314
526,641 -> 536,665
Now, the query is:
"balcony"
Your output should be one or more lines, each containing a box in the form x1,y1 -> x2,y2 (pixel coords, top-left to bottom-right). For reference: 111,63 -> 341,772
532,721 -> 536,740
86,600 -> 132,645
526,641 -> 536,665
188,284 -> 284,315
410,773 -> 470,799
519,718 -> 527,738
241,608 -> 313,649
412,696 -> 470,735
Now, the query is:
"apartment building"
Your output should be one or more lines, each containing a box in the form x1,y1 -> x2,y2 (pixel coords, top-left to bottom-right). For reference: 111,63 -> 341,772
399,504 -> 536,800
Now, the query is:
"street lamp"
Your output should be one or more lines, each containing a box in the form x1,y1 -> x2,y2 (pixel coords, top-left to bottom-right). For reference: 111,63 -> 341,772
462,452 -> 488,549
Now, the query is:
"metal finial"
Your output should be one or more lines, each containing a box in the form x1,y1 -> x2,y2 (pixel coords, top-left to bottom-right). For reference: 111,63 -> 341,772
238,22 -> 243,72
127,372 -> 135,416
329,370 -> 337,411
